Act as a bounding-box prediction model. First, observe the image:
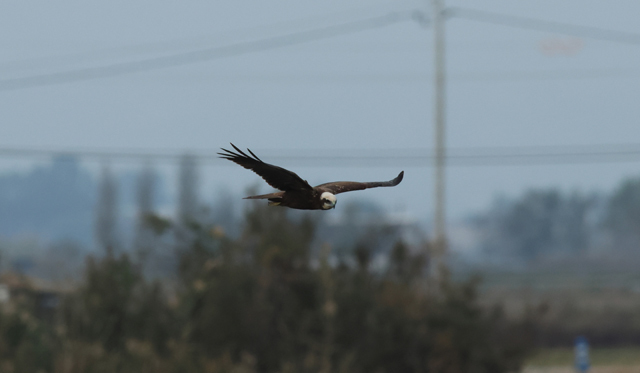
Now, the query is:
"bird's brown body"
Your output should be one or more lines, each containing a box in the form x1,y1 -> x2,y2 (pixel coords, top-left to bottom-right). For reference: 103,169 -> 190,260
218,144 -> 404,211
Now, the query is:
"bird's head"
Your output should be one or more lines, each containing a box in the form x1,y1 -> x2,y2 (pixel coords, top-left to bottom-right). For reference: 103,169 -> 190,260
320,192 -> 337,210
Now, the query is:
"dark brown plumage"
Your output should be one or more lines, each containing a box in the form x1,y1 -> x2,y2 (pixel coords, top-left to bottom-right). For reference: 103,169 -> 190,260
218,143 -> 404,210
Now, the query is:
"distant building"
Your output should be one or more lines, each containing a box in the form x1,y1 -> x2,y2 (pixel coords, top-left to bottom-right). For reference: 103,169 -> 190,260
0,272 -> 64,321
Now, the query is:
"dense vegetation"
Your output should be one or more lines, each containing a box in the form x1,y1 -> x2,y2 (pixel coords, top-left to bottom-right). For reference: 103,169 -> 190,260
0,203 -> 535,373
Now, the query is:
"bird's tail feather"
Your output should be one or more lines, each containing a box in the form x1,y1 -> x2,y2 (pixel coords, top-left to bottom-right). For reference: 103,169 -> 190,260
244,192 -> 283,200
244,193 -> 283,206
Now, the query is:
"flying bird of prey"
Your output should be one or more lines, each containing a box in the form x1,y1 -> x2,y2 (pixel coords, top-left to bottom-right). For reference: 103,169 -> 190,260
219,144 -> 404,210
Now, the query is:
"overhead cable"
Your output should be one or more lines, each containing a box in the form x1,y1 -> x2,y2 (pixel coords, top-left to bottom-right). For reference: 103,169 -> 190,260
447,7 -> 640,45
4,144 -> 640,167
0,11 -> 413,92
0,6 -> 423,74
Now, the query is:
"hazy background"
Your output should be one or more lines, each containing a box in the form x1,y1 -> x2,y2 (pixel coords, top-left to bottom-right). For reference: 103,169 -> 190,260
3,1 -> 640,370
3,0 -> 640,229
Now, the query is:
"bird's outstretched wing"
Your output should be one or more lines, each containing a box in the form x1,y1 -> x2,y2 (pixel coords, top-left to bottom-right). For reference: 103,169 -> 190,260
315,171 -> 404,195
218,143 -> 312,192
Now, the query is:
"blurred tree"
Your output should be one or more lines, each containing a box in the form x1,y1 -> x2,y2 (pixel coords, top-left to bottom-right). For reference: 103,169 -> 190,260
174,154 -> 201,259
0,304 -> 55,373
175,203 -> 322,372
136,164 -> 155,224
476,189 -> 594,264
176,154 -> 199,225
209,187 -> 241,238
60,253 -> 174,356
605,177 -> 640,253
427,274 -> 533,373
133,163 -> 157,262
95,164 -> 119,255
41,239 -> 85,282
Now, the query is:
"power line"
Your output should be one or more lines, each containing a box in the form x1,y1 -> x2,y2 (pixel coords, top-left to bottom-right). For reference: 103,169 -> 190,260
451,68 -> 637,82
0,11 -> 413,92
447,7 -> 640,45
0,6 -> 421,74
4,144 -> 640,167
4,8 -> 638,92
89,68 -> 636,84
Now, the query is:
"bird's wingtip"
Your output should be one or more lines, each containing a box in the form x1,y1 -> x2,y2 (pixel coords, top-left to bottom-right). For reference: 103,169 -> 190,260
393,171 -> 404,185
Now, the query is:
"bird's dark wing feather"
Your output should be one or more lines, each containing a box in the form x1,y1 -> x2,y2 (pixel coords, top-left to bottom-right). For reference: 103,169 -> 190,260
315,171 -> 404,195
218,143 -> 312,192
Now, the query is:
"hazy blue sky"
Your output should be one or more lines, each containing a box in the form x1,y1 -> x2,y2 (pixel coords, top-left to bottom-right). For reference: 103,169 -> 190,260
2,0 -> 640,228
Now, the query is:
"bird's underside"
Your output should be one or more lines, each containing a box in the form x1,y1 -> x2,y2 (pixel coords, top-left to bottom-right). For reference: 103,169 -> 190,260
218,143 -> 404,210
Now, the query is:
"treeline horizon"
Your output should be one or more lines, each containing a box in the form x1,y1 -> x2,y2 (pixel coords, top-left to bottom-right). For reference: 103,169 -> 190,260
3,155 -> 640,275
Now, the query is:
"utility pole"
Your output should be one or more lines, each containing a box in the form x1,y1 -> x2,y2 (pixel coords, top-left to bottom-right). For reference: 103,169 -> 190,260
432,0 -> 447,273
